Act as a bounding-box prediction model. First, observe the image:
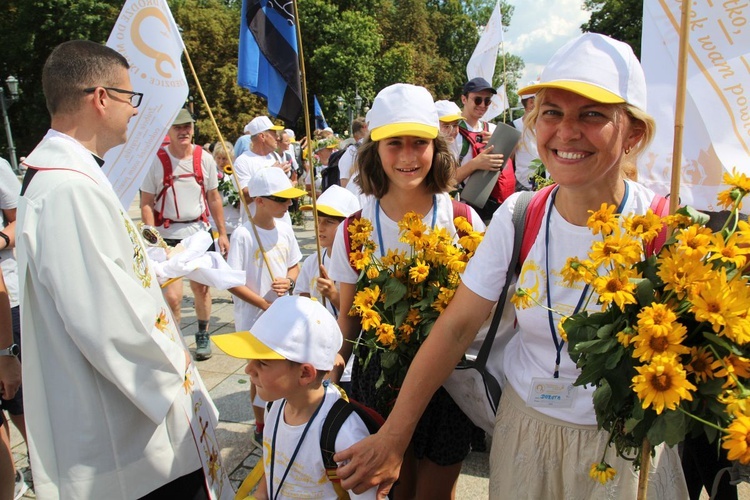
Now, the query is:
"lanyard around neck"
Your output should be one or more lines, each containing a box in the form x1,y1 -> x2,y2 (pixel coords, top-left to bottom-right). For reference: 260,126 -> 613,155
375,195 -> 437,257
268,389 -> 327,500
544,182 -> 630,378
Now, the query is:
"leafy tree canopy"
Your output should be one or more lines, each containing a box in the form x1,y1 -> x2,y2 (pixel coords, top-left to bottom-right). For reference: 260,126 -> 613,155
581,0 -> 643,58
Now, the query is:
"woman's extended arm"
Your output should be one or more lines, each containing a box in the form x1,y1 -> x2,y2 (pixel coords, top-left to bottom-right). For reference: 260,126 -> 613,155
333,284 -> 495,495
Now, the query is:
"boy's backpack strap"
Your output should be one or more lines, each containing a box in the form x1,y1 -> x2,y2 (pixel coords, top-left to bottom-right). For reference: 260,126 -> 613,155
343,209 -> 363,274
519,184 -> 557,267
645,194 -> 669,256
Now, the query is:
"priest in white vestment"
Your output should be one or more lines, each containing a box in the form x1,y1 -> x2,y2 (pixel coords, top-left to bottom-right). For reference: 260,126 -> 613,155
15,40 -> 232,500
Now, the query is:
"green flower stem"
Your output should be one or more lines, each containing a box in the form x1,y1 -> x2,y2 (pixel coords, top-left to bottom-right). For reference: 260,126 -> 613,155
677,407 -> 728,434
517,288 -> 563,316
707,344 -> 748,391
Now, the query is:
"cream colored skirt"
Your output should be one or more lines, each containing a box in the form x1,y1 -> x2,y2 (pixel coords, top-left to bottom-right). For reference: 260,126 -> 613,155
489,386 -> 688,500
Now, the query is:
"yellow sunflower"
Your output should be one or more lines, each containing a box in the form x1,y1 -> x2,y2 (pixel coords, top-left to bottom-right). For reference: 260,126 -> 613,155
588,229 -> 642,269
719,389 -> 750,417
632,355 -> 696,414
712,355 -> 750,388
561,257 -> 596,286
360,309 -> 382,331
722,413 -> 750,464
616,328 -> 634,347
636,303 -> 679,337
589,462 -> 616,484
587,203 -> 618,236
375,323 -> 396,348
622,210 -> 664,243
432,286 -> 455,312
409,259 -> 430,283
453,216 -> 474,235
592,268 -> 638,311
511,287 -> 534,309
685,346 -> 716,383
398,322 -> 415,342
400,215 -> 429,250
352,285 -> 380,313
723,168 -> 750,192
406,308 -> 421,325
690,268 -> 737,333
366,266 -> 381,280
674,225 -> 713,259
381,249 -> 407,267
656,246 -> 713,298
707,232 -> 750,268
631,322 -> 690,362
223,164 -> 233,175
349,248 -> 373,270
458,231 -> 484,253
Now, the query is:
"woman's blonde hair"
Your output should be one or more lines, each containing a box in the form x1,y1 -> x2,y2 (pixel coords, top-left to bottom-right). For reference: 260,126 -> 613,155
353,135 -> 456,199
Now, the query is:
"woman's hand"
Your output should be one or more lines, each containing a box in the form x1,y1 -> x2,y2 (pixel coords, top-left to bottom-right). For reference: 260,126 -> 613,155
333,430 -> 406,496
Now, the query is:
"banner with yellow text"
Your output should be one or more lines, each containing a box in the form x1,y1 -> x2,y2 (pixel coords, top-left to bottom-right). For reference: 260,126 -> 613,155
104,0 -> 188,207
641,0 -> 750,212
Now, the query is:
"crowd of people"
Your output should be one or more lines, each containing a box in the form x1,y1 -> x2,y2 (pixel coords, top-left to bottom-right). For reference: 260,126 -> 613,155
0,31 -> 736,500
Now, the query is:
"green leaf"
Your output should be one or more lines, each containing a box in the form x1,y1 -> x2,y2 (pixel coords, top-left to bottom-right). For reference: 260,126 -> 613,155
592,380 -> 613,414
703,331 -> 745,355
604,348 -> 624,369
634,278 -> 655,306
383,277 -> 407,309
678,205 -> 710,226
380,350 -> 399,370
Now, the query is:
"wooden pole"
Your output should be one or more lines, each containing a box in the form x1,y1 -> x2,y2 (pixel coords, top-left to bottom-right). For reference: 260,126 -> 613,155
292,0 -> 326,307
636,437 -> 652,499
668,0 -> 693,215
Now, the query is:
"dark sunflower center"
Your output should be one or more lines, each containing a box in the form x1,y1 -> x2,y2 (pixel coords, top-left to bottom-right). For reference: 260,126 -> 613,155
652,373 -> 672,391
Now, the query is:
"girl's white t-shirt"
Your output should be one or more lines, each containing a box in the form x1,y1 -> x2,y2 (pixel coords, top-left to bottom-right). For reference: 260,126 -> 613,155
461,180 -> 659,424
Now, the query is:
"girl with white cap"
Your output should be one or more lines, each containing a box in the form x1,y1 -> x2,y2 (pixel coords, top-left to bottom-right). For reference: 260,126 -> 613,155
332,34 -> 688,499
328,83 -> 485,498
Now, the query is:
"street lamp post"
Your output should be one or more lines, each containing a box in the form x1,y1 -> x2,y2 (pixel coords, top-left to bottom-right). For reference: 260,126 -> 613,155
335,88 -> 365,136
0,76 -> 19,173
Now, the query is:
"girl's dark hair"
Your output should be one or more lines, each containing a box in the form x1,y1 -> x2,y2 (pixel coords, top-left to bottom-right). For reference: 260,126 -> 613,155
354,135 -> 456,198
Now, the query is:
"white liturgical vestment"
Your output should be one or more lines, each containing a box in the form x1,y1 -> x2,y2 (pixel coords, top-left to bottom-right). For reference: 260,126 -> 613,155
16,131 -> 232,499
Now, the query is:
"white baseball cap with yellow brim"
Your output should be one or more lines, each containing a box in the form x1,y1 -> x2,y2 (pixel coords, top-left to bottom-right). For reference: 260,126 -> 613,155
248,167 -> 307,198
212,295 -> 342,371
366,83 -> 439,141
518,33 -> 646,111
435,100 -> 462,123
300,185 -> 360,218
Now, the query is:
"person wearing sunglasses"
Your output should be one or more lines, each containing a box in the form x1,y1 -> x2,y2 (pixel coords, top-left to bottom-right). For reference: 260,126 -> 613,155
454,77 -> 517,223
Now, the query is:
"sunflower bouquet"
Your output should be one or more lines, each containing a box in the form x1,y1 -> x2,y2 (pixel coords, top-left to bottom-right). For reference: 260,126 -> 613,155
513,169 -> 750,485
348,211 -> 484,415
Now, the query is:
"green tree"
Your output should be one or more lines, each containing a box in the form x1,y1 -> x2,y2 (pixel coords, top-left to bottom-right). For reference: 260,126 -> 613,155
581,0 -> 643,57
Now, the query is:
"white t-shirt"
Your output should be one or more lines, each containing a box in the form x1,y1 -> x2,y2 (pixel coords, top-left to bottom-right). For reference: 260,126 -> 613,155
0,158 -> 19,307
338,143 -> 359,182
329,192 -> 485,285
141,147 -> 218,240
512,116 -> 539,190
263,384 -> 377,500
227,220 -> 302,330
461,180 -> 659,424
295,250 -> 338,318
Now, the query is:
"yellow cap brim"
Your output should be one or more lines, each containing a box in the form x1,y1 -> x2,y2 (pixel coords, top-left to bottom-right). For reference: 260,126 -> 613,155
269,125 -> 284,131
518,81 -> 625,104
439,114 -> 462,123
271,186 -> 308,198
299,204 -> 345,217
371,122 -> 438,141
212,331 -> 285,360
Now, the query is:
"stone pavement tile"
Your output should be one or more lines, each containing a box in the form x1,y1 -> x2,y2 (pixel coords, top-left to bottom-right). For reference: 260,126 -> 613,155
210,373 -> 253,424
194,368 -> 232,393
216,421 -> 255,477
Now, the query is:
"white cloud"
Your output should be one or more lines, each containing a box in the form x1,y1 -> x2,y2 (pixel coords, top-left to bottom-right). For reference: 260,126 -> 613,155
503,0 -> 591,85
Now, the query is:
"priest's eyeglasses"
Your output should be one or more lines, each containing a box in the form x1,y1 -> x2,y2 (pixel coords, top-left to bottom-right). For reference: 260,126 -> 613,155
83,86 -> 144,108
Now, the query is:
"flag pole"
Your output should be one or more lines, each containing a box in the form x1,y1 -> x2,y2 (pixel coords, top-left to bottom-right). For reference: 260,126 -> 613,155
291,0 -> 324,276
180,46 -> 278,281
668,0 -> 692,215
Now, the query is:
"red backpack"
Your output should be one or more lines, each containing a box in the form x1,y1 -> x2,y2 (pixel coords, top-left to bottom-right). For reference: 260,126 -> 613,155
153,146 -> 209,228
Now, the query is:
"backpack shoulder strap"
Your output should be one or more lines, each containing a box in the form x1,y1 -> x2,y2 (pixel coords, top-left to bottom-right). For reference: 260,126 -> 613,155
155,148 -> 173,200
475,190 -> 532,370
519,184 -> 557,267
645,194 -> 669,256
343,210 -> 363,274
192,147 -> 209,224
451,199 -> 473,238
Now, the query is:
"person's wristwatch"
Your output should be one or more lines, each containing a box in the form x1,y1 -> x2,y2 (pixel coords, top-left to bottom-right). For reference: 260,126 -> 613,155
287,277 -> 295,293
0,231 -> 9,250
0,344 -> 19,357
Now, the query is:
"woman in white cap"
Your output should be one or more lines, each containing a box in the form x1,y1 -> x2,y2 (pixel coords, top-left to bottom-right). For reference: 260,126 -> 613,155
328,83 -> 485,498
332,34 -> 688,499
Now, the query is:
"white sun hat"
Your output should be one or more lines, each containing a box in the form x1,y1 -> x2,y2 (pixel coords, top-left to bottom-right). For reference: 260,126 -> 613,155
300,185 -> 361,217
248,167 -> 307,198
435,100 -> 463,122
366,83 -> 439,141
212,295 -> 343,371
245,116 -> 284,136
519,33 -> 646,111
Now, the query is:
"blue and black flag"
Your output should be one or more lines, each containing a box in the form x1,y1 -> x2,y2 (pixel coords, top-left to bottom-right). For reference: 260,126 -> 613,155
313,95 -> 328,130
238,0 -> 302,123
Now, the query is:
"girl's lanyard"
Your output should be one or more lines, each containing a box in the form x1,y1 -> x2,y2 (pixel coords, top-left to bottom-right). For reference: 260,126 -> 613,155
321,250 -> 338,317
375,195 -> 437,257
544,183 -> 629,378
268,389 -> 327,500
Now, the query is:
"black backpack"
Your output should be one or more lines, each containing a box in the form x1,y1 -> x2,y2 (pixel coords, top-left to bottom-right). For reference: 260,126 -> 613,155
321,144 -> 356,192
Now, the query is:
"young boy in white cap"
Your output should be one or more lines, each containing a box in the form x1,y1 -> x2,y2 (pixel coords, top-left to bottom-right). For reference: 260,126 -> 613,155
434,100 -> 462,148
226,167 -> 306,446
212,296 -> 378,500
295,185 -> 360,316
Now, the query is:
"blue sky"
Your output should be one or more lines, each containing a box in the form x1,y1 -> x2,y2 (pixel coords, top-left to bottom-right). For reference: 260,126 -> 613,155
503,0 -> 592,86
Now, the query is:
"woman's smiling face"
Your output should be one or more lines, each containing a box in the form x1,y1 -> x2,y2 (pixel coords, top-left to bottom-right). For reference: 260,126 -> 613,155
377,136 -> 434,193
535,88 -> 642,191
